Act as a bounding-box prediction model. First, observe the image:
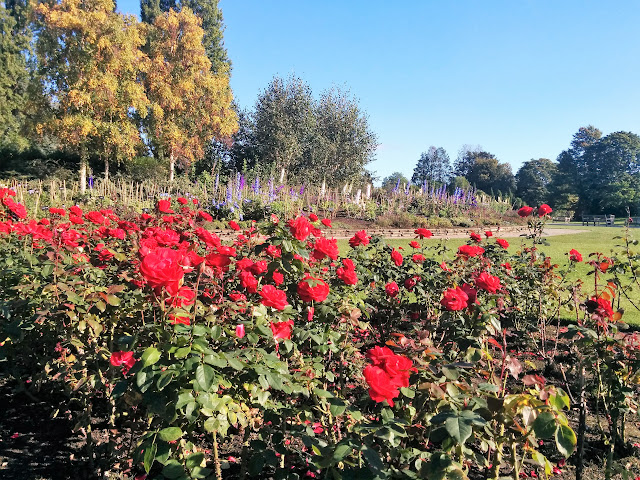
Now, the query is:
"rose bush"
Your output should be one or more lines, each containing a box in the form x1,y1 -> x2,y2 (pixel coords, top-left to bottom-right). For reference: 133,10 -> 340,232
0,190 -> 638,479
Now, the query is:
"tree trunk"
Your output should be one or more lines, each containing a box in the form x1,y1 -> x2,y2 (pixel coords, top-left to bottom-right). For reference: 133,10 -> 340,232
104,158 -> 109,183
79,159 -> 87,194
169,154 -> 175,182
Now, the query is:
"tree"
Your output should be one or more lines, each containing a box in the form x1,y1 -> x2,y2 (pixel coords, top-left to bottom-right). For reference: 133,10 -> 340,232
515,158 -> 557,207
143,7 -> 237,181
454,149 -> 515,195
0,0 -> 31,151
251,75 -> 315,179
310,87 -> 377,185
411,146 -> 450,185
381,171 -> 409,192
140,0 -> 230,73
34,0 -> 150,191
580,131 -> 640,214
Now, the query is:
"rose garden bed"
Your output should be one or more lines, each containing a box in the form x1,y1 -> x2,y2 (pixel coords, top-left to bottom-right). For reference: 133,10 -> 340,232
1,190 -> 640,480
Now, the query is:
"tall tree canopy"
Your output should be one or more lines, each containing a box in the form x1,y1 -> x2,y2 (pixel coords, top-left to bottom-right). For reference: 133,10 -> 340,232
34,0 -> 150,190
455,149 -> 515,195
411,146 -> 450,185
235,75 -> 377,186
515,158 -> 557,207
140,0 -> 230,73
143,7 -> 237,181
0,0 -> 31,151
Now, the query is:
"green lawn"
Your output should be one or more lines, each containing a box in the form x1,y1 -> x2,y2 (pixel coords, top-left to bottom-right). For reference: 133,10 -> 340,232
337,224 -> 640,325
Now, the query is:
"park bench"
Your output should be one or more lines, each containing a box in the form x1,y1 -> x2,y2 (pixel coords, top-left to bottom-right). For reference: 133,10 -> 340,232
582,214 -> 615,226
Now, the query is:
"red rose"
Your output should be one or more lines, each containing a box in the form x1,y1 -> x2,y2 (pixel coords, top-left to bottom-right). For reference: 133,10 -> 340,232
250,260 -> 268,275
272,270 -> 284,286
409,241 -> 420,249
205,253 -> 232,269
110,351 -> 136,374
312,237 -> 339,260
321,218 -> 332,228
414,228 -> 432,239
85,210 -> 107,225
569,249 -> 582,262
518,206 -> 534,217
259,285 -> 289,310
169,286 -> 196,308
228,220 -> 240,231
236,258 -> 254,271
404,276 -> 419,290
440,262 -> 451,271
309,213 -> 318,221
470,232 -> 482,243
391,249 -> 403,266
297,275 -> 330,302
485,231 -> 493,238
197,211 -> 213,222
157,199 -> 174,214
385,281 -> 399,297
475,272 -> 501,293
441,286 -> 469,311
363,365 -> 400,407
460,283 -> 478,307
289,216 -> 312,241
49,207 -> 66,216
3,198 -> 27,219
412,254 -> 425,264
177,197 -> 188,205
70,205 -> 83,217
496,238 -> 509,249
538,204 -> 553,217
349,230 -> 370,247
239,271 -> 258,293
139,247 -> 185,294
337,267 -> 358,285
270,319 -> 294,340
235,324 -> 245,338
457,245 -> 485,257
266,244 -> 282,258
341,258 -> 356,271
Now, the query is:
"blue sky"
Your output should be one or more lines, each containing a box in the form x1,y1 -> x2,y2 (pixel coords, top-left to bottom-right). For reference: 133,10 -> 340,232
117,1 -> 640,183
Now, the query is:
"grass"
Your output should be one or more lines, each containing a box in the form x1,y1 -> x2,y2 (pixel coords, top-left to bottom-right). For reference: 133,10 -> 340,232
337,224 -> 640,325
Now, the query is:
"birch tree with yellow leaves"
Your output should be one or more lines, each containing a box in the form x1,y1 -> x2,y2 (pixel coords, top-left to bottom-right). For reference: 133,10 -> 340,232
34,0 -> 149,191
143,7 -> 237,181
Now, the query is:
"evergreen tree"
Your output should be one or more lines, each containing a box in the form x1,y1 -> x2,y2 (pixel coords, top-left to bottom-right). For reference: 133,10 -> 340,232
411,146 -> 450,185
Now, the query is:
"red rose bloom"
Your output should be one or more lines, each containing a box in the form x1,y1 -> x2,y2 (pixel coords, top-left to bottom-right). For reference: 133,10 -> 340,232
239,271 -> 258,293
289,216 -> 312,241
475,272 -> 501,293
385,281 -> 399,297
49,207 -> 66,216
85,210 -> 107,225
321,218 -> 332,228
569,249 -> 583,262
363,365 -> 400,407
309,213 -> 318,221
485,231 -> 493,238
272,270 -> 284,286
157,199 -> 174,214
3,198 -> 27,219
538,204 -> 553,217
205,253 -> 232,268
312,237 -> 339,260
250,260 -> 268,275
461,283 -> 478,307
266,244 -> 282,258
349,230 -> 370,247
297,275 -> 330,302
457,245 -> 485,257
169,286 -> 196,308
518,206 -> 534,217
414,228 -> 432,239
228,220 -> 240,231
337,267 -> 358,285
139,247 -> 185,294
70,205 -> 83,217
110,351 -> 136,374
391,249 -> 403,266
470,232 -> 482,243
270,319 -> 294,340
496,238 -> 509,249
412,254 -> 425,264
259,285 -> 289,310
441,286 -> 469,311
197,211 -> 213,222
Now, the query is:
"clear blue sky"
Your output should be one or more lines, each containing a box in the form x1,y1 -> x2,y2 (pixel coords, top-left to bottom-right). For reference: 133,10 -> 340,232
117,0 -> 640,183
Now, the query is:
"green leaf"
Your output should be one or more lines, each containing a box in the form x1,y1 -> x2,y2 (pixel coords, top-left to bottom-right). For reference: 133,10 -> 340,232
106,294 -> 120,306
158,427 -> 183,442
157,371 -> 174,391
186,451 -> 205,469
333,444 -> 352,461
549,388 -> 570,411
532,412 -> 556,439
445,415 -> 473,445
143,442 -> 157,473
162,460 -> 186,479
555,424 -> 577,457
141,347 -> 161,367
196,364 -> 215,391
175,346 -> 191,359
41,264 -> 53,277
314,388 -> 334,398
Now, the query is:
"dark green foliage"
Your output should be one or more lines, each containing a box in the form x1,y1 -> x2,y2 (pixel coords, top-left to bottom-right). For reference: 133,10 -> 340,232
411,146 -> 450,185
456,150 -> 515,196
515,158 -> 557,207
